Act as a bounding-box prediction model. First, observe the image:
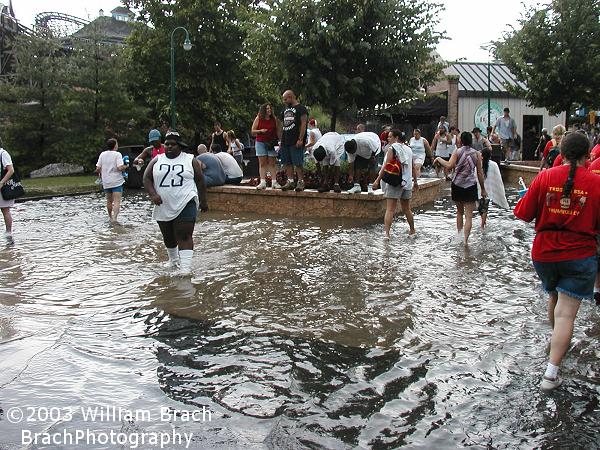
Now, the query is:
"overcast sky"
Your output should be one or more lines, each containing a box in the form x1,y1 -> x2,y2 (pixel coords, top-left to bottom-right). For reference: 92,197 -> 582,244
9,0 -> 537,62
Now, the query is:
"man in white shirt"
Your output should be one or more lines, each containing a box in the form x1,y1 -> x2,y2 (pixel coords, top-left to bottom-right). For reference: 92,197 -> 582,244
211,144 -> 243,184
312,132 -> 345,193
344,131 -> 380,194
492,107 -> 517,160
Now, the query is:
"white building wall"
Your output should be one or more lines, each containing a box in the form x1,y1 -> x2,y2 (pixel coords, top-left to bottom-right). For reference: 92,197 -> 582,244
457,96 -> 565,135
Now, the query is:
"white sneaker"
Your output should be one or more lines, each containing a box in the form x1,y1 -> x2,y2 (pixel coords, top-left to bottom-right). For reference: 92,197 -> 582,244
256,180 -> 267,190
164,260 -> 179,270
347,184 -> 362,194
367,184 -> 374,195
540,376 -> 563,392
271,181 -> 282,189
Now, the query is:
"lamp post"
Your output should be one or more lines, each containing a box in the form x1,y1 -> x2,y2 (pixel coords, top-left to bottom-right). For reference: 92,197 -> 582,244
480,43 -> 493,133
170,26 -> 192,130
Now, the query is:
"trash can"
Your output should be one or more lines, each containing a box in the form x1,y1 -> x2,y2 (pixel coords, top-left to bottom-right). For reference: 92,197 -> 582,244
242,146 -> 259,178
118,145 -> 145,188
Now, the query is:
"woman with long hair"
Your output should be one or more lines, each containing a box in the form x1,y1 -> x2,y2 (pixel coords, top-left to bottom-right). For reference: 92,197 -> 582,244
515,132 -> 600,391
251,103 -> 281,190
478,147 -> 509,228
435,131 -> 487,244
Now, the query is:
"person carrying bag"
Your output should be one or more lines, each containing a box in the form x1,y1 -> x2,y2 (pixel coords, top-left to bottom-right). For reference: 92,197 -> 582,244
0,148 -> 25,200
0,146 -> 22,239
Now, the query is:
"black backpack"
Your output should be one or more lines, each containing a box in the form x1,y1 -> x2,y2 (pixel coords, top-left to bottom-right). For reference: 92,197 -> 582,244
547,145 -> 560,167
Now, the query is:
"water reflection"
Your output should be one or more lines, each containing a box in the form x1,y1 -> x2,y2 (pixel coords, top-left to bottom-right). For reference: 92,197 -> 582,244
0,189 -> 598,448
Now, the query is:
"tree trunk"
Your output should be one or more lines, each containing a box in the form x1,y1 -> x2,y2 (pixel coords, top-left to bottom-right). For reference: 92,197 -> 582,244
564,104 -> 570,129
330,108 -> 337,132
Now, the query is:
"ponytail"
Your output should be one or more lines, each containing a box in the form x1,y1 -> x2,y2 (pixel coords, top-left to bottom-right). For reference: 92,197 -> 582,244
482,148 -> 491,178
560,132 -> 590,200
561,159 -> 578,200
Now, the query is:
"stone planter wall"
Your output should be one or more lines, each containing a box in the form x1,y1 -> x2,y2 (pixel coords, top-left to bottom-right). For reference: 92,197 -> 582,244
206,178 -> 442,219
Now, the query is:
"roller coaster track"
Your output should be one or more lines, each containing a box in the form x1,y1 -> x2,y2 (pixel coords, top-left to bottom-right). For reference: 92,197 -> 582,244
35,11 -> 89,38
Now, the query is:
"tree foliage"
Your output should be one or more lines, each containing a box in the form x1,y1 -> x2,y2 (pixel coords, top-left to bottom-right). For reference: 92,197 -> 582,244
496,0 -> 600,121
123,0 -> 268,142
247,0 -> 445,130
0,30 -> 149,174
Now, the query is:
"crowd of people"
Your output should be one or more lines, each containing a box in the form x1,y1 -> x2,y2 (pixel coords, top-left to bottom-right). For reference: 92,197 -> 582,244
2,88 -> 600,394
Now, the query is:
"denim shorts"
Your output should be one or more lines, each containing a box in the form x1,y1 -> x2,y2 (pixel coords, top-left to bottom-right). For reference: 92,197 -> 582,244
280,144 -> 304,167
255,141 -> 277,158
533,256 -> 597,301
103,185 -> 124,194
175,200 -> 198,223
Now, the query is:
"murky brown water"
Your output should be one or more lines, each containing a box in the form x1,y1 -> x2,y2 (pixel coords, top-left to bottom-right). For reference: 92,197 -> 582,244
1,187 -> 599,449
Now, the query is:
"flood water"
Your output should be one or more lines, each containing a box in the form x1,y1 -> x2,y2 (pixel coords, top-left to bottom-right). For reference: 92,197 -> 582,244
1,186 -> 599,449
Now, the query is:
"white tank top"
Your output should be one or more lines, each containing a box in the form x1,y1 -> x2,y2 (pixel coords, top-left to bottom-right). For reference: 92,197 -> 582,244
409,137 -> 426,160
152,153 -> 198,221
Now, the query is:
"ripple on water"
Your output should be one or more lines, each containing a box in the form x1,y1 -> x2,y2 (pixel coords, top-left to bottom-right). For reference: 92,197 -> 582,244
0,190 -> 599,449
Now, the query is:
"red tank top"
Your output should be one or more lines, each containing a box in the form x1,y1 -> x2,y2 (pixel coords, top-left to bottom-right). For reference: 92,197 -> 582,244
152,144 -> 166,159
256,117 -> 277,142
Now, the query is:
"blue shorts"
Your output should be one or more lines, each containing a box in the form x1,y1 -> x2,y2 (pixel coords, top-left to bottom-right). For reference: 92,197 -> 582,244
533,256 -> 597,301
255,141 -> 277,158
175,200 -> 198,223
103,185 -> 124,194
280,144 -> 304,167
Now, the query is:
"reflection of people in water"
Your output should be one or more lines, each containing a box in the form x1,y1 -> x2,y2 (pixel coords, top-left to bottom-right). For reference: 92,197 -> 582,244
143,131 -> 208,275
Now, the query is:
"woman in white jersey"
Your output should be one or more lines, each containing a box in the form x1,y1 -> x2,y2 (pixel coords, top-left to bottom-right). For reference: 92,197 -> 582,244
143,131 -> 208,275
408,128 -> 431,177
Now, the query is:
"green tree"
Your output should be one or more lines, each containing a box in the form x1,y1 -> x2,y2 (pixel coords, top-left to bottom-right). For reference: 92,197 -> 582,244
0,33 -> 68,172
496,0 -> 600,126
124,0 -> 270,142
0,29 -> 150,173
248,0 -> 445,130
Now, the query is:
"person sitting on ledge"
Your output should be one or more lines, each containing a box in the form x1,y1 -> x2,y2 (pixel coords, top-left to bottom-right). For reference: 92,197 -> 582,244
211,144 -> 243,185
196,144 -> 226,187
312,132 -> 345,193
344,131 -> 381,194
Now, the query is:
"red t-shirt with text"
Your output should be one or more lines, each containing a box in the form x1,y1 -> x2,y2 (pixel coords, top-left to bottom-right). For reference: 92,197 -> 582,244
514,165 -> 600,262
552,154 -> 590,168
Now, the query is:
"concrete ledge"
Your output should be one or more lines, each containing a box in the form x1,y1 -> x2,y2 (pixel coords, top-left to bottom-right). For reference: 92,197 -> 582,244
500,163 -> 539,187
206,178 -> 442,219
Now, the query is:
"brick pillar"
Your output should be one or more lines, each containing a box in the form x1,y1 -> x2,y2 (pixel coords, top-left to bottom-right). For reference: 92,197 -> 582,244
447,77 -> 459,128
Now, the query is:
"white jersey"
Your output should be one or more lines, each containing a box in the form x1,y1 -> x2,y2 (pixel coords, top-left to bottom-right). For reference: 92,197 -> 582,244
314,132 -> 345,166
348,132 -> 380,162
152,153 -> 198,221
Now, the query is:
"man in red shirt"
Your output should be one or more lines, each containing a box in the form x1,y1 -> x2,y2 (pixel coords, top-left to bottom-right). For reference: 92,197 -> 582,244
514,132 -> 600,391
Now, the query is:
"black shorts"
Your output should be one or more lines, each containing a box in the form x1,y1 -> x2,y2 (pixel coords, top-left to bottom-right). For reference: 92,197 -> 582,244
354,153 -> 376,171
451,183 -> 478,203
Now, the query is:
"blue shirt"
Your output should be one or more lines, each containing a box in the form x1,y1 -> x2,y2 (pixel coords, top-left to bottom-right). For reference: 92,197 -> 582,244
196,153 -> 226,187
